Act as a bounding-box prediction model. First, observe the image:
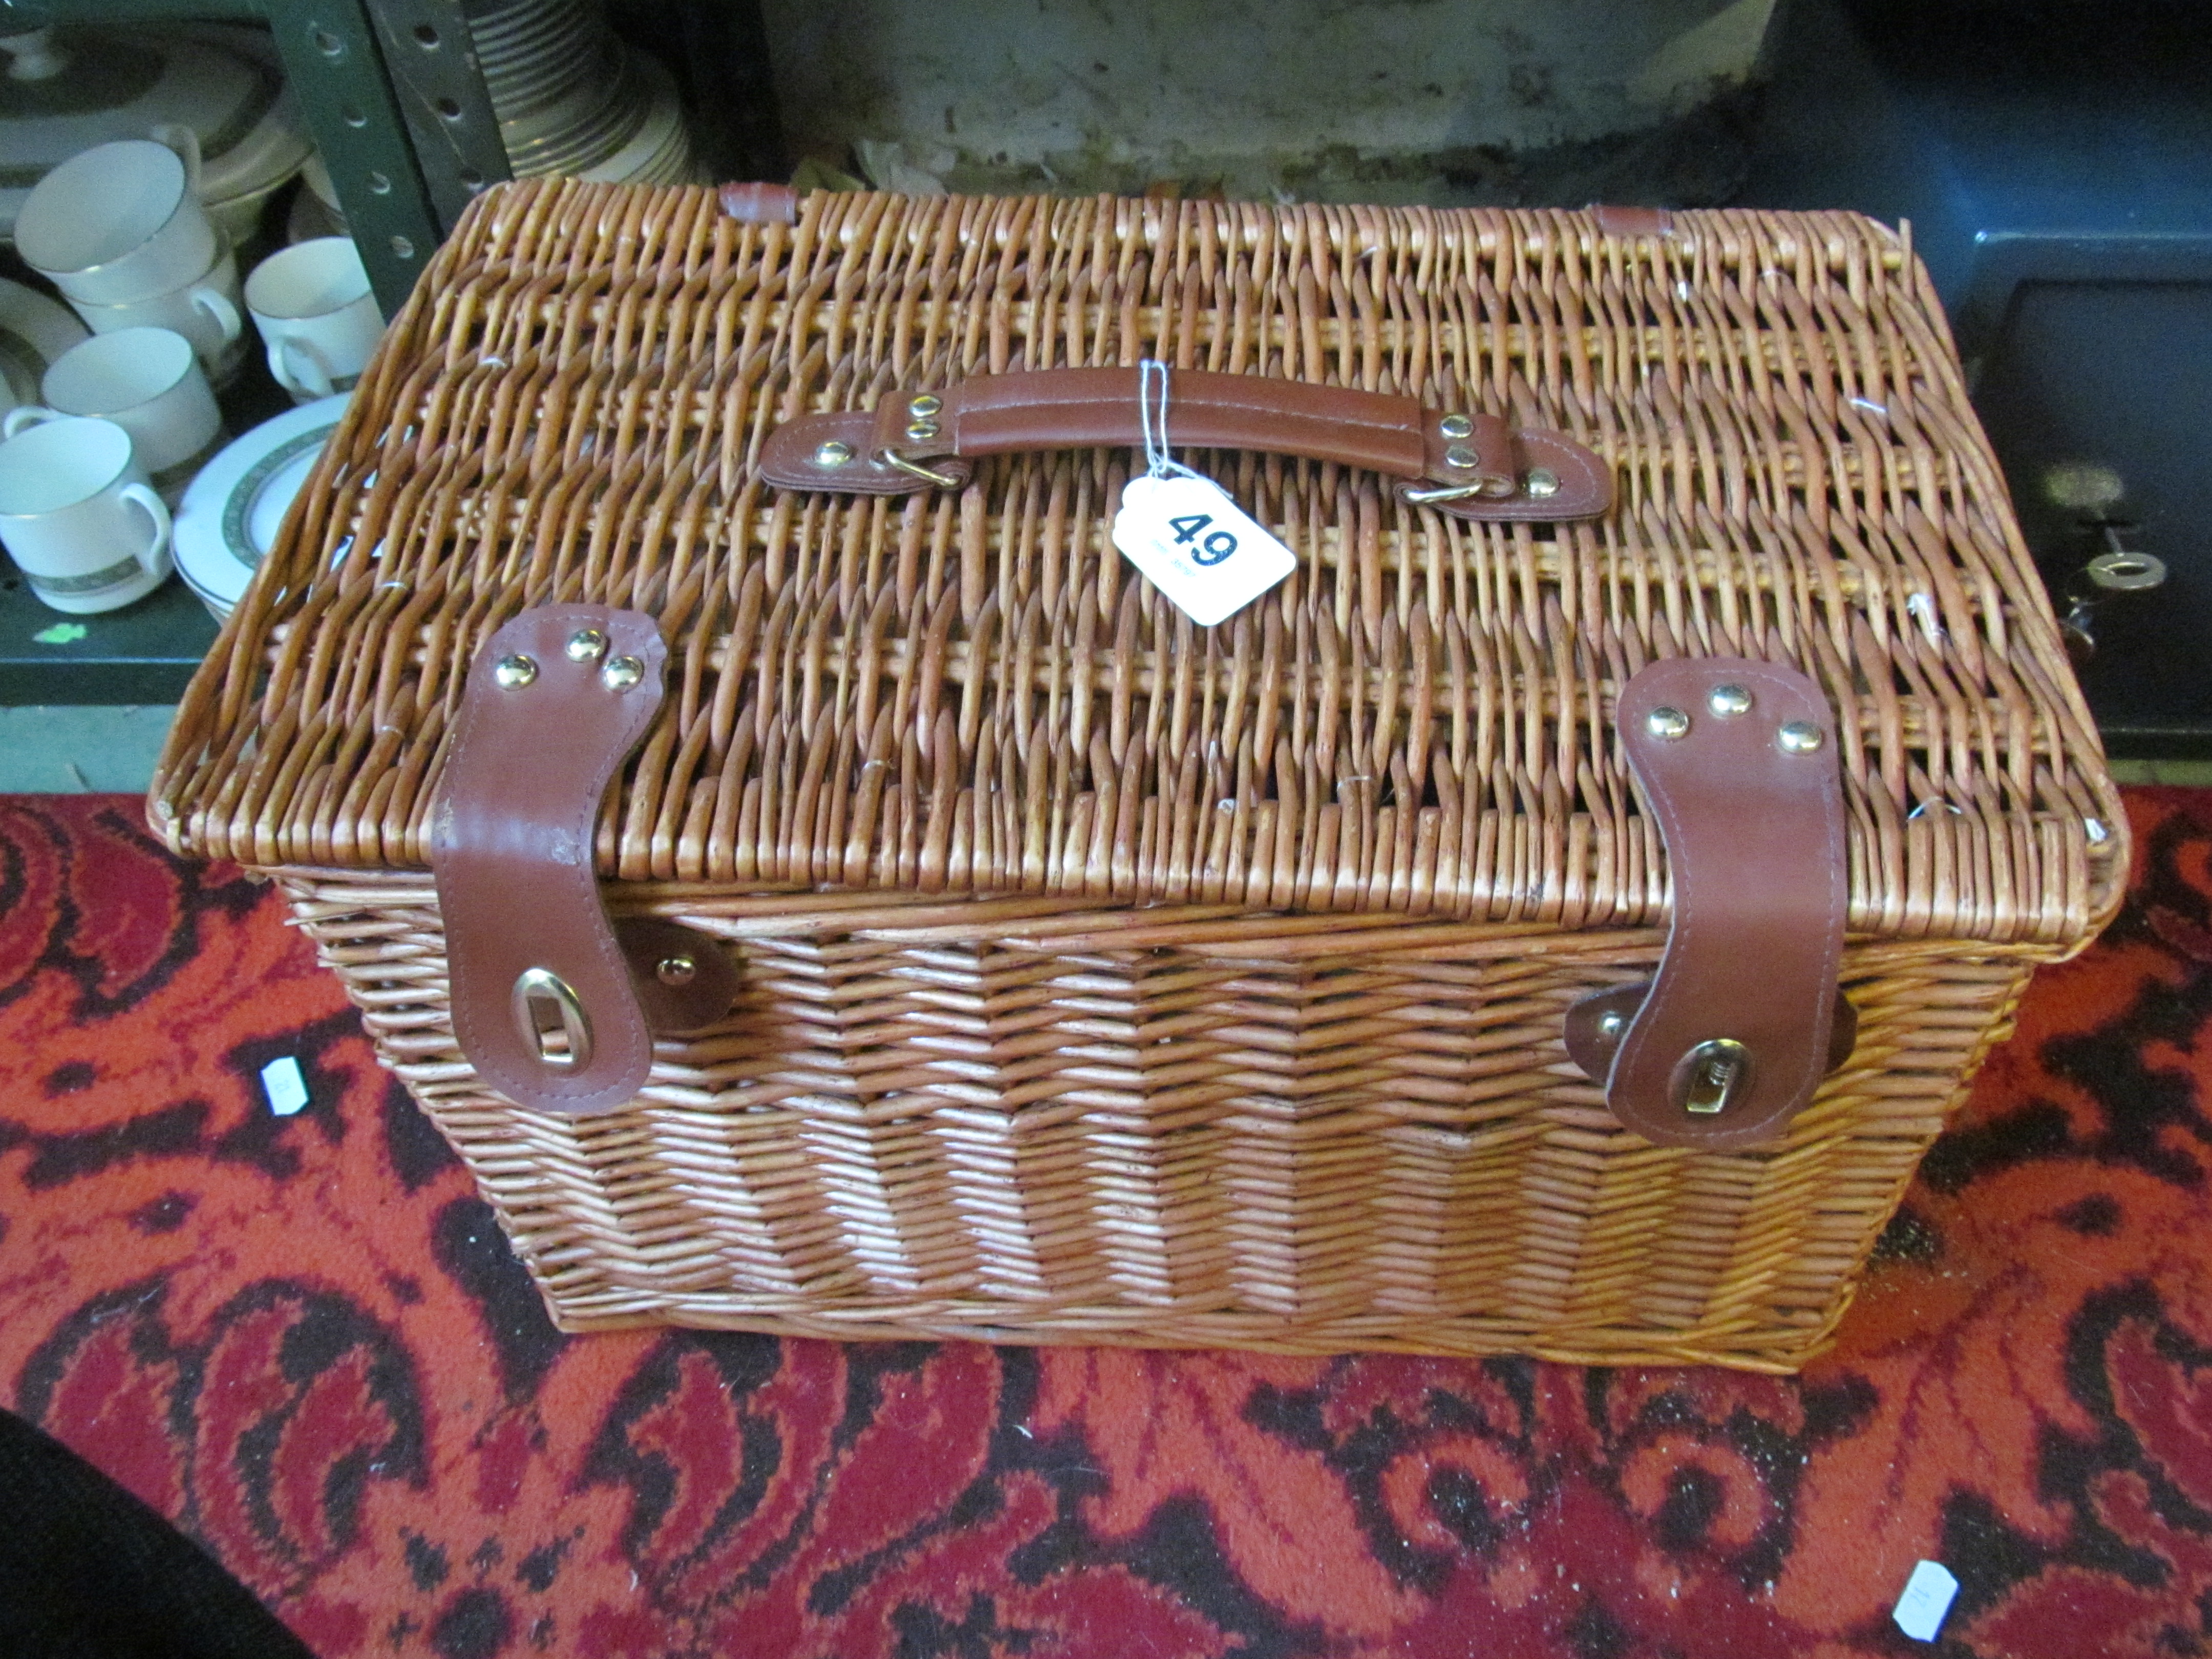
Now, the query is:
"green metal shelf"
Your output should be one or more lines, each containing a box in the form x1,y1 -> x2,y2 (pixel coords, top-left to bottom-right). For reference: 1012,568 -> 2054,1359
0,570 -> 219,705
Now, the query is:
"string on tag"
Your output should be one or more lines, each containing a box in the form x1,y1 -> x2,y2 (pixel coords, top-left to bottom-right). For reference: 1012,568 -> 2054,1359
1137,359 -> 1201,482
1115,358 -> 1299,625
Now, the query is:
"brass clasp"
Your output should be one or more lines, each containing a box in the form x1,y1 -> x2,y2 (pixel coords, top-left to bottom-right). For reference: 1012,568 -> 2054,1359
513,967 -> 593,1070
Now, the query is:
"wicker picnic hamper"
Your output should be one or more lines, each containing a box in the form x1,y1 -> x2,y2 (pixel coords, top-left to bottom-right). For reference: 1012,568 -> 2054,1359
152,177 -> 2124,1373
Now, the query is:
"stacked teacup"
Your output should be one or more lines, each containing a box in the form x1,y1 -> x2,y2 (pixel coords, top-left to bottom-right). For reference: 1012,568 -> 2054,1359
0,137 -> 390,612
17,138 -> 248,383
0,138 -> 231,612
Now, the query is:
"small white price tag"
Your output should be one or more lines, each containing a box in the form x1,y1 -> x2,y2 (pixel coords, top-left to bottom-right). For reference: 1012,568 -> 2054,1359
1111,473 -> 1297,627
1892,1560 -> 1959,1642
261,1055 -> 309,1117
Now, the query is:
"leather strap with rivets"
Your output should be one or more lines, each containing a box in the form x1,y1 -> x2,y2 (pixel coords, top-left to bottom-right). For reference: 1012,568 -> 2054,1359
757,366 -> 1612,522
430,605 -> 735,1116
1563,656 -> 1852,1149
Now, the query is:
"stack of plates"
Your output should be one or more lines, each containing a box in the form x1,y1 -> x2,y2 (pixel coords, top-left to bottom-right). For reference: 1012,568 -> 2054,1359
578,54 -> 694,187
463,0 -> 697,186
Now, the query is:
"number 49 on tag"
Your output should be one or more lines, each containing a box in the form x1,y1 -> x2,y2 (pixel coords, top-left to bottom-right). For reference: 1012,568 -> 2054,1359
1171,513 -> 1239,565
1112,473 -> 1297,626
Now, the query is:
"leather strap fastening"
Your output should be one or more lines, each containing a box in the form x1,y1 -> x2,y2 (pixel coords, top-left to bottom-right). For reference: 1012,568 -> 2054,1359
1565,979 -> 1859,1084
758,366 -> 1611,523
1566,657 -> 1850,1148
431,605 -> 693,1116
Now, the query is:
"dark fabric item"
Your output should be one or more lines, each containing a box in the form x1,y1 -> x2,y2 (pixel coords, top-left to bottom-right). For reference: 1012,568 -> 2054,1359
0,1407 -> 312,1659
1,791 -> 2211,1656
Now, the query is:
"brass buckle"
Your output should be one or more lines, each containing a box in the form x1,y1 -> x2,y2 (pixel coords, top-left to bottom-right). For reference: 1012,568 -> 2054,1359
513,966 -> 593,1070
877,449 -> 962,488
1403,476 -> 1518,505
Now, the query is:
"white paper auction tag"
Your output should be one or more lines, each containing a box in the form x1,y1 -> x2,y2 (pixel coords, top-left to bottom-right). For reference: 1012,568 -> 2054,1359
1892,1560 -> 1959,1642
1111,473 -> 1297,627
261,1055 -> 309,1117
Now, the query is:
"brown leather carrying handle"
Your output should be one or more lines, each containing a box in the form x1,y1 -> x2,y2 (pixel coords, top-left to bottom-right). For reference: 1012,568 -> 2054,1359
758,366 -> 1611,522
430,605 -> 736,1116
1562,657 -> 1853,1150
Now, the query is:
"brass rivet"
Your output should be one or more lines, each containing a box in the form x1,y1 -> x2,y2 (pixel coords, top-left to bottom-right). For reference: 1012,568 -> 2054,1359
1444,443 -> 1480,470
1646,706 -> 1690,740
655,953 -> 698,987
1708,684 -> 1752,717
1778,720 -> 1824,754
493,653 -> 537,689
565,627 -> 608,663
908,394 -> 942,418
602,654 -> 646,692
905,420 -> 940,442
1438,413 -> 1474,439
1598,1009 -> 1625,1038
813,439 -> 855,467
1523,467 -> 1560,498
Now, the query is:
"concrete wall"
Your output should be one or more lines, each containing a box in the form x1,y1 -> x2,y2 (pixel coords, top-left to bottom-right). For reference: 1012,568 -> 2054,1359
761,0 -> 1776,195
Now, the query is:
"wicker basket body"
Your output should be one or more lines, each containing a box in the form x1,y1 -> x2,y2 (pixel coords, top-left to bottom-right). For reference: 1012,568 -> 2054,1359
155,180 -> 2122,1372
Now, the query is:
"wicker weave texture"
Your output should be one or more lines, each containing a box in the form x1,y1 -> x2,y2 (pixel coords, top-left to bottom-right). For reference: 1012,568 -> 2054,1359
150,179 -> 2122,1369
285,870 -> 2039,1370
155,180 -> 2123,945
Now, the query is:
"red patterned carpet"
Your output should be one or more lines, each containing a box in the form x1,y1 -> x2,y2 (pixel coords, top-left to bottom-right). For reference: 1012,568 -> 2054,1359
4,791 -> 2212,1657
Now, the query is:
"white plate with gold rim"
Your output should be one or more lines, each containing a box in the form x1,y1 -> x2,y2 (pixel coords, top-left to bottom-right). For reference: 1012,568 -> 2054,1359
174,391 -> 347,616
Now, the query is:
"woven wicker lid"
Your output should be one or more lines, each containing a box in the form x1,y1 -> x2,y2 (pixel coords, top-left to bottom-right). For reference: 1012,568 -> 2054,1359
152,180 -> 2125,952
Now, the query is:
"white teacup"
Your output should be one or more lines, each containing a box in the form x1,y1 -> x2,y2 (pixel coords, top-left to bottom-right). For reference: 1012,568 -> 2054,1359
14,328 -> 225,503
69,240 -> 246,382
0,416 -> 174,614
245,238 -> 386,403
17,138 -> 219,309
